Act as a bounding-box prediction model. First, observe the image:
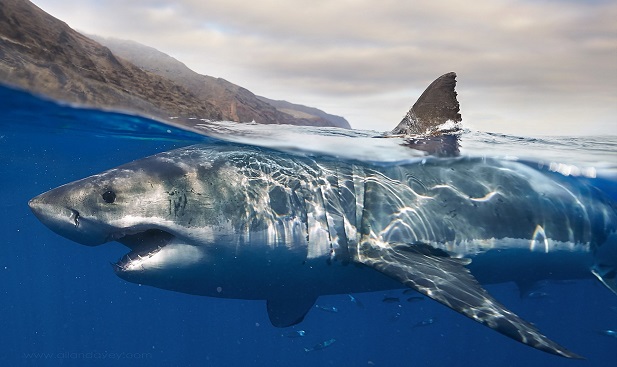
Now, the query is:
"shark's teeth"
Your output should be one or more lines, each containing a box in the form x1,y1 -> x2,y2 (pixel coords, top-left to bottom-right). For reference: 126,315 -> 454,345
112,228 -> 176,271
114,244 -> 166,271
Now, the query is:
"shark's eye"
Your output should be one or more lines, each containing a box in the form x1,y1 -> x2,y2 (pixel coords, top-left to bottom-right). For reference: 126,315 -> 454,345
102,190 -> 116,204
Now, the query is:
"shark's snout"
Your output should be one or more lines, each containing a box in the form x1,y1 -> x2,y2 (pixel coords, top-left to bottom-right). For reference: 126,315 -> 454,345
28,194 -> 74,224
28,192 -> 107,246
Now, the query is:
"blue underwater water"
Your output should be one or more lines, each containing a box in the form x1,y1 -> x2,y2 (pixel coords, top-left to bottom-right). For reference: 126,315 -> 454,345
1,85 -> 616,367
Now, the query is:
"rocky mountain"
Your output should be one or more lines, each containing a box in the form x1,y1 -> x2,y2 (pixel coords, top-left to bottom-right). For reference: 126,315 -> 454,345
0,0 -> 349,128
89,36 -> 350,129
256,95 -> 350,129
0,0 -> 219,122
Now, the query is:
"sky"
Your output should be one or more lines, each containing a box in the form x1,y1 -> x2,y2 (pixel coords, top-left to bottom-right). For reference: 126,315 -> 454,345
30,0 -> 617,136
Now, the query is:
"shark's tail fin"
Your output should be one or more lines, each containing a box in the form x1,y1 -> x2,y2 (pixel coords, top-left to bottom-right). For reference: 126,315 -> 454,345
390,72 -> 462,136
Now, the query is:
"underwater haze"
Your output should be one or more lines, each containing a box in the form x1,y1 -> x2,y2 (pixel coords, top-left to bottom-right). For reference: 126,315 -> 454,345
1,85 -> 616,366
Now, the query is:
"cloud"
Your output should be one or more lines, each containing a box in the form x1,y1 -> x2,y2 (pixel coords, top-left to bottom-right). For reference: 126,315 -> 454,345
30,0 -> 617,135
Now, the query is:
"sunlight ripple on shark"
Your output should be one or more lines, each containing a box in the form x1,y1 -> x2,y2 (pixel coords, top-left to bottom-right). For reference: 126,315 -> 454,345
29,73 -> 617,359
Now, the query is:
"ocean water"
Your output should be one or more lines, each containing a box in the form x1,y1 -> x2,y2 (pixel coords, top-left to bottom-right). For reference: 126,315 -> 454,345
1,84 -> 616,367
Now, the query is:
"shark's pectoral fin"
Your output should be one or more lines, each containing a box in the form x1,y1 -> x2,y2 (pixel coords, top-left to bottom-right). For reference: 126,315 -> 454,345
266,294 -> 318,328
357,242 -> 583,359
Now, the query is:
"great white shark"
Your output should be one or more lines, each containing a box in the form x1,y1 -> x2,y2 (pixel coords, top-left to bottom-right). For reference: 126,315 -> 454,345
29,73 -> 616,359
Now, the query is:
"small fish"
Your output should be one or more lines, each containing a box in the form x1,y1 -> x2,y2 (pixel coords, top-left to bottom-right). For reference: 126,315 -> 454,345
406,296 -> 425,303
282,330 -> 306,338
348,294 -> 364,308
390,312 -> 402,322
315,304 -> 338,313
402,289 -> 417,295
598,330 -> 617,339
304,338 -> 336,352
527,291 -> 549,299
382,296 -> 400,303
413,318 -> 436,328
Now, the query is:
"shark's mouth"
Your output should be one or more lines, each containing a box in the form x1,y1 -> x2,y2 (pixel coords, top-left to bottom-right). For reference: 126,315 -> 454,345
113,229 -> 175,270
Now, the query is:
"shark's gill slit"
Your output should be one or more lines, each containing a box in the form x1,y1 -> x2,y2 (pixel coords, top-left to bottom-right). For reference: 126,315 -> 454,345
69,209 -> 80,227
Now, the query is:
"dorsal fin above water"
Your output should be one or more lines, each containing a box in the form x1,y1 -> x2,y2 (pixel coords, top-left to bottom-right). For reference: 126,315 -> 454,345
390,72 -> 462,136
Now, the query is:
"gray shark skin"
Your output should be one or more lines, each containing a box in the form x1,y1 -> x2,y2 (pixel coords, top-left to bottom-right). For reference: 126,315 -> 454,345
28,74 -> 617,359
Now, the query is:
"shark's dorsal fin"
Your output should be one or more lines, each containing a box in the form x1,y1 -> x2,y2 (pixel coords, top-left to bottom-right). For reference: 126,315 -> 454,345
357,242 -> 583,359
390,72 -> 462,136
